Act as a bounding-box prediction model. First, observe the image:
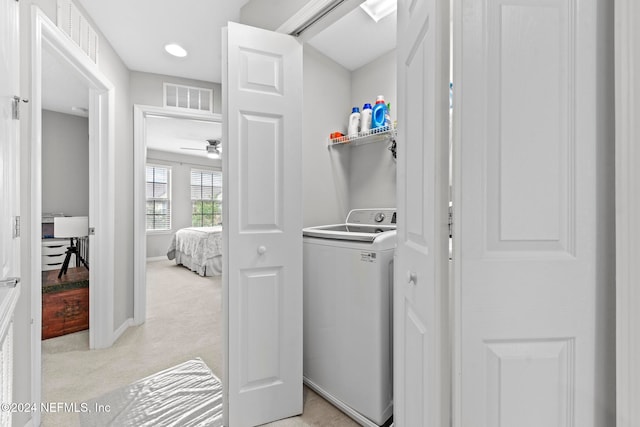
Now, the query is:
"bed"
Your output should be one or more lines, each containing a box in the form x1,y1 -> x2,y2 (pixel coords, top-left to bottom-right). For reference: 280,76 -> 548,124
167,226 -> 223,276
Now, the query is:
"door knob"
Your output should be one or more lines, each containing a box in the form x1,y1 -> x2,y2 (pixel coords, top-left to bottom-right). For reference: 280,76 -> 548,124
407,271 -> 417,285
257,245 -> 267,255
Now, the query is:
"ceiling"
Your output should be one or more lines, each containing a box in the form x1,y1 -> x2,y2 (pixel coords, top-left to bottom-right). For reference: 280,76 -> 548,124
41,0 -> 396,156
75,0 -> 251,83
42,47 -> 89,117
307,6 -> 396,71
146,116 -> 222,156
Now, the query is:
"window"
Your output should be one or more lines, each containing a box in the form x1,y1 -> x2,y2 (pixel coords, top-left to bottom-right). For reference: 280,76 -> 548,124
191,169 -> 222,226
146,165 -> 171,231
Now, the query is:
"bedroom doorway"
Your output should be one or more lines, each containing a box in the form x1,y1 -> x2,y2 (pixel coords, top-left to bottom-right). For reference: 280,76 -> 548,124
30,8 -> 116,425
133,105 -> 222,324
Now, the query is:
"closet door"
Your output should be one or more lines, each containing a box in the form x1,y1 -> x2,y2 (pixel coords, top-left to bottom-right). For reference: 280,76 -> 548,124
222,21 -> 303,427
454,0 -> 615,425
394,0 -> 450,426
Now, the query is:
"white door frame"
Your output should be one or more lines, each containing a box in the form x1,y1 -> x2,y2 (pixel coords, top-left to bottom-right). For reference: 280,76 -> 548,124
30,6 -> 115,422
132,105 -> 222,324
615,0 -> 640,425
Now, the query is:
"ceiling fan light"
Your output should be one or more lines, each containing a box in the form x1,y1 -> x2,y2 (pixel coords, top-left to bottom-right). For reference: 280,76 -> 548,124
206,139 -> 222,159
164,43 -> 188,58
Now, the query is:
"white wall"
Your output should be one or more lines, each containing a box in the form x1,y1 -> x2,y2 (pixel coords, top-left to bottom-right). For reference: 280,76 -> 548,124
240,0 -> 309,31
348,49 -> 397,209
145,149 -> 221,258
130,71 -> 222,113
41,110 -> 89,216
301,47 -> 397,226
302,46 -> 352,227
17,2 -> 132,423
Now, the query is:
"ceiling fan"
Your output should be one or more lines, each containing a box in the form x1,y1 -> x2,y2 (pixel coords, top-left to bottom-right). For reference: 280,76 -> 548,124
180,139 -> 222,159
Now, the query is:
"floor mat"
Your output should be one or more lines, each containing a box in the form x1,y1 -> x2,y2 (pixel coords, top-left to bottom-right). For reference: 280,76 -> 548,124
79,358 -> 223,426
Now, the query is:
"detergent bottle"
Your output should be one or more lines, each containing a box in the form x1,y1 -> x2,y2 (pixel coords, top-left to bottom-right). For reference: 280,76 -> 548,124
348,107 -> 361,137
371,95 -> 388,129
360,103 -> 373,133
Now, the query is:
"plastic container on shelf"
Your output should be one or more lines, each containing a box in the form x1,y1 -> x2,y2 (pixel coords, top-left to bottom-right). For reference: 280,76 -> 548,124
348,107 -> 361,137
360,103 -> 373,133
371,95 -> 388,129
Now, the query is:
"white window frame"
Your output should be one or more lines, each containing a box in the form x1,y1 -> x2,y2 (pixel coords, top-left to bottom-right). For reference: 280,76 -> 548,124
190,168 -> 222,227
145,163 -> 172,232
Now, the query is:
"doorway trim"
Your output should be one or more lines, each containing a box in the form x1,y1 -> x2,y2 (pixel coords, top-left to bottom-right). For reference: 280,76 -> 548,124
30,6 -> 115,422
133,105 -> 222,324
615,0 -> 640,424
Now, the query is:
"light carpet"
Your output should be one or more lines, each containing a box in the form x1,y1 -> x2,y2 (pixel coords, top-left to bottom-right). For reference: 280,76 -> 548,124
42,259 -> 357,427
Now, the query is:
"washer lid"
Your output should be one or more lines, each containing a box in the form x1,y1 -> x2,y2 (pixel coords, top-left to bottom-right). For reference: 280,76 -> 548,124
302,224 -> 395,242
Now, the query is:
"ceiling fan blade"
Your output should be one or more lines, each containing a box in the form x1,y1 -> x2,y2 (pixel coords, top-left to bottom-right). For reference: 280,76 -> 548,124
180,147 -> 206,151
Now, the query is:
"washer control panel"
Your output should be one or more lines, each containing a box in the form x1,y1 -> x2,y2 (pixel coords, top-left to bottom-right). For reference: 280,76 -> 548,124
346,209 -> 397,227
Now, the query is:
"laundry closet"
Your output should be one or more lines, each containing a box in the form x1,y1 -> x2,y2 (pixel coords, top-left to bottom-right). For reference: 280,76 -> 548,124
299,6 -> 399,427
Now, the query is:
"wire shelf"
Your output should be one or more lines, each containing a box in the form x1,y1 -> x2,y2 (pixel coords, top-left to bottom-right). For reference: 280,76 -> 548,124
328,124 -> 397,147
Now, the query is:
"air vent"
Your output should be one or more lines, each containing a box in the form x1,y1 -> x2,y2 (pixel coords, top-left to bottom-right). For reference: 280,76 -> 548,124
164,83 -> 213,113
57,0 -> 99,64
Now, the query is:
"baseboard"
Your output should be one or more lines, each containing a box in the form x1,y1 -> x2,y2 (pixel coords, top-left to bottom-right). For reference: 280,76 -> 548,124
303,377 -> 388,427
146,256 -> 167,262
112,318 -> 133,344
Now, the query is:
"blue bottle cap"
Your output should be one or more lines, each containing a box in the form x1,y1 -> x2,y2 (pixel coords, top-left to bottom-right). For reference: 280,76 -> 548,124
363,103 -> 372,110
352,107 -> 360,113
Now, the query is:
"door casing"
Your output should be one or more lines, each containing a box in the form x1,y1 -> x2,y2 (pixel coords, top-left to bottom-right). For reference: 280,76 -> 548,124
29,7 -> 115,424
132,104 -> 222,325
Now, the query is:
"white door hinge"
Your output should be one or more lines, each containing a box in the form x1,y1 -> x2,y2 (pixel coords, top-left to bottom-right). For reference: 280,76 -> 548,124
12,96 -> 28,120
13,216 -> 20,238
0,277 -> 19,288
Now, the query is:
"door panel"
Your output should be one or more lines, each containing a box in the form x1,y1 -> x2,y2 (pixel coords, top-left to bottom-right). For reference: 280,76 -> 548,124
395,0 -> 450,426
223,22 -> 303,427
0,0 -> 19,279
456,0 -> 614,424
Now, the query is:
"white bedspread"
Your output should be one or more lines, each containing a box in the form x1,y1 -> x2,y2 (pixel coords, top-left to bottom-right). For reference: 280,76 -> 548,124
167,226 -> 222,276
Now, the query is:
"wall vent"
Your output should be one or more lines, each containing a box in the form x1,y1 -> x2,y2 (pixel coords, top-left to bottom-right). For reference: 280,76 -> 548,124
56,0 -> 99,64
164,83 -> 213,113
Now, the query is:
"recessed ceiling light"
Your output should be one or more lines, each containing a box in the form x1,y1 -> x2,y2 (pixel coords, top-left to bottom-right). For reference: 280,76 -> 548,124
164,43 -> 188,58
360,0 -> 397,23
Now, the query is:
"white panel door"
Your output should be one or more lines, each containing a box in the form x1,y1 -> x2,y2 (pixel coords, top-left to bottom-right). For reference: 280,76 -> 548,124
394,0 -> 450,426
0,0 -> 20,281
456,0 -> 614,425
223,22 -> 303,427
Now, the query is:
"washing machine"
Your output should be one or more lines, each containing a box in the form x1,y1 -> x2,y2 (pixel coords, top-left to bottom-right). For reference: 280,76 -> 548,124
303,208 -> 396,427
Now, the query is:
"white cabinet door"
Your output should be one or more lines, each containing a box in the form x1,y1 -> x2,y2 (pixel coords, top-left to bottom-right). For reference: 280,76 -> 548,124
455,0 -> 615,424
394,0 -> 450,426
0,0 -> 20,279
222,22 -> 303,427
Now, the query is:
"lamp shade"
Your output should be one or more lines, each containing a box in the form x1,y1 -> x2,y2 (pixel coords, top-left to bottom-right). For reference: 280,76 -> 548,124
54,216 -> 89,238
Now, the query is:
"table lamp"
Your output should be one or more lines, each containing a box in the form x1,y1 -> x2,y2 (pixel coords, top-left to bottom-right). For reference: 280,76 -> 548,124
54,216 -> 89,279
